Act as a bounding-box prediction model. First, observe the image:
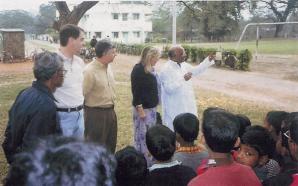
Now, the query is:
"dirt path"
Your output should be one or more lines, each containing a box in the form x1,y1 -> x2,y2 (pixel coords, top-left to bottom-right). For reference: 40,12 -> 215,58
113,54 -> 298,111
1,40 -> 297,111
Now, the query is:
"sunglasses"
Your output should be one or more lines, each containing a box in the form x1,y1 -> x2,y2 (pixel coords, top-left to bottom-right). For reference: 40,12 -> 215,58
58,69 -> 67,75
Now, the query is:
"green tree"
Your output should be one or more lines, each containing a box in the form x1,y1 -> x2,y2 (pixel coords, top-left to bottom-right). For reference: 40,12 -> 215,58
152,5 -> 172,41
0,10 -> 35,33
253,0 -> 298,37
179,1 -> 243,41
34,3 -> 56,34
53,1 -> 98,31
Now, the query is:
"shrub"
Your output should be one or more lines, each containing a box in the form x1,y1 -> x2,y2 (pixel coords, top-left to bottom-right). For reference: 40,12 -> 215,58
113,43 -> 252,71
237,49 -> 252,71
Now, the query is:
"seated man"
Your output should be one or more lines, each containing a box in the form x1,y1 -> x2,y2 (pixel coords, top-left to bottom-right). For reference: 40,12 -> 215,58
145,125 -> 196,186
2,51 -> 64,164
189,108 -> 261,186
4,136 -> 116,186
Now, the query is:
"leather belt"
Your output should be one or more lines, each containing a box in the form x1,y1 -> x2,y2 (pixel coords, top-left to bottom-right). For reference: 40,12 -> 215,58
57,105 -> 84,112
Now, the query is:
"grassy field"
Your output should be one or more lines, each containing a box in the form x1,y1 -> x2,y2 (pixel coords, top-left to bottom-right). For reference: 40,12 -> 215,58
177,39 -> 298,55
0,69 -> 274,180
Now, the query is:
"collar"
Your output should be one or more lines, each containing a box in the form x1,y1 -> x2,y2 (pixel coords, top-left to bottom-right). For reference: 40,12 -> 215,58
169,60 -> 183,68
149,160 -> 181,172
93,58 -> 108,69
32,81 -> 57,101
57,50 -> 73,61
176,145 -> 206,154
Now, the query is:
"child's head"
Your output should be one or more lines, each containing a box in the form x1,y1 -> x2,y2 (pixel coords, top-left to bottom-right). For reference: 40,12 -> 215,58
236,114 -> 251,138
264,111 -> 289,139
202,108 -> 239,153
146,125 -> 176,162
115,146 -> 147,186
173,113 -> 199,144
236,126 -> 275,167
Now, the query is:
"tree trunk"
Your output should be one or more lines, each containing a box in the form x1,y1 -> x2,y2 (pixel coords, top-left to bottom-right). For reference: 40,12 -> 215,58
53,1 -> 98,31
274,24 -> 284,38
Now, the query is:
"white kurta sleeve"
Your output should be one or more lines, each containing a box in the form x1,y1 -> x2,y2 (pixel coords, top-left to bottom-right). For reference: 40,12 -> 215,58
159,69 -> 184,95
190,57 -> 215,76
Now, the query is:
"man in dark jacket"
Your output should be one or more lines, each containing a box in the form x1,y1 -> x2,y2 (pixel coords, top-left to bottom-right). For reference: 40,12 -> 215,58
2,51 -> 65,164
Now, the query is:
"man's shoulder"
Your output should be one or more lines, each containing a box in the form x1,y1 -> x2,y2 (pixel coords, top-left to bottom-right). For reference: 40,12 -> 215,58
74,55 -> 84,65
159,61 -> 173,74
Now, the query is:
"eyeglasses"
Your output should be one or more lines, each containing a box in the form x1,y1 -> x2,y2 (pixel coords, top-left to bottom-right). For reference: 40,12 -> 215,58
58,69 -> 67,75
283,130 -> 290,139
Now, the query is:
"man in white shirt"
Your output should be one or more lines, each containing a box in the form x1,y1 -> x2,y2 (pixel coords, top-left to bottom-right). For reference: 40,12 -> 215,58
159,46 -> 215,131
54,24 -> 85,138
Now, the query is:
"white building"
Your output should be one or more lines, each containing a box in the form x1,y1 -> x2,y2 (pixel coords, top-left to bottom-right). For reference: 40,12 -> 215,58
78,1 -> 152,44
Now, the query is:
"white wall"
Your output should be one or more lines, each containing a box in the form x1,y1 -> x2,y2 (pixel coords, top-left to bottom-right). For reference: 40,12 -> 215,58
78,1 -> 152,44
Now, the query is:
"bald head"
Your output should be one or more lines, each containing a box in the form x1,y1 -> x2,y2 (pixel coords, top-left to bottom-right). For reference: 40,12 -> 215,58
168,46 -> 186,63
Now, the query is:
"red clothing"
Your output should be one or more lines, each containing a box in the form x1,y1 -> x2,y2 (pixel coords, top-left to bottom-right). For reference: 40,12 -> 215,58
291,174 -> 298,186
188,162 -> 261,186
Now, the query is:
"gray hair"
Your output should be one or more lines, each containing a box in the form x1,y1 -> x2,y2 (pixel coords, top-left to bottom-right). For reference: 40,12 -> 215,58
95,39 -> 115,58
33,51 -> 63,81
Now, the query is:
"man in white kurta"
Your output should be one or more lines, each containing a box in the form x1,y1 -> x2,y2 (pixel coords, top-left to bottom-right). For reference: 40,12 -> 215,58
159,46 -> 215,131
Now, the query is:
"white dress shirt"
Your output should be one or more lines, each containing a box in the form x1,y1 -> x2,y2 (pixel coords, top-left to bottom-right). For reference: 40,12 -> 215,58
159,57 -> 214,131
54,51 -> 85,108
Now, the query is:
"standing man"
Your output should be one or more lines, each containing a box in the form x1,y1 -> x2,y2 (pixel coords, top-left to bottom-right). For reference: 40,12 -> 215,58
83,39 -> 117,153
2,52 -> 64,164
159,46 -> 215,131
54,24 -> 85,138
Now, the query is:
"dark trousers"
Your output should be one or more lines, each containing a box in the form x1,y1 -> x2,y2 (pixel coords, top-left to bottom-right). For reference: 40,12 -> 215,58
84,106 -> 117,153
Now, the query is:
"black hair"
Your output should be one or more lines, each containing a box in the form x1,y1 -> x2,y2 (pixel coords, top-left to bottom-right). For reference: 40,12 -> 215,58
115,146 -> 148,186
4,136 -> 116,186
168,49 -> 176,59
282,112 -> 298,148
236,114 -> 251,138
95,39 -> 115,58
59,24 -> 83,46
173,113 -> 199,142
146,125 -> 176,161
266,111 -> 289,136
202,108 -> 239,153
241,126 -> 276,158
290,117 -> 298,144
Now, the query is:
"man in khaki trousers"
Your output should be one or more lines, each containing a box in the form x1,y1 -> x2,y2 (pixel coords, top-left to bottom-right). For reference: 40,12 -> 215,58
83,39 -> 117,153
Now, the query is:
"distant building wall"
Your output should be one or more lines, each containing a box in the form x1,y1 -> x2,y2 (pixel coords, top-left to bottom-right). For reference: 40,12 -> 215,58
78,1 -> 152,44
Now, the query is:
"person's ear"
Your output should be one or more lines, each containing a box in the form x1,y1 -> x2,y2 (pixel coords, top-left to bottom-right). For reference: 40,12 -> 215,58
234,137 -> 241,148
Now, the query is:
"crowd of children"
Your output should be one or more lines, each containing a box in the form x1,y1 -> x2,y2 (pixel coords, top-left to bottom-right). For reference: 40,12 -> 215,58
4,108 -> 298,186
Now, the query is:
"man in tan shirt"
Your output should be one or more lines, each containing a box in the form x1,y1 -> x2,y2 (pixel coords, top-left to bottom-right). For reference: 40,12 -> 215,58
83,39 -> 117,153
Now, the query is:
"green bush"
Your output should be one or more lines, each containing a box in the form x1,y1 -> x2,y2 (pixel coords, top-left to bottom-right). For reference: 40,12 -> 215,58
114,43 -> 252,71
237,49 -> 252,71
182,45 -> 191,62
161,45 -> 170,59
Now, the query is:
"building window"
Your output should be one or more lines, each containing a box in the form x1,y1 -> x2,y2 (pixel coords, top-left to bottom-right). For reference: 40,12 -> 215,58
133,31 -> 140,38
133,13 -> 140,20
112,13 -> 119,20
122,32 -> 128,38
112,32 -> 119,38
95,32 -> 101,38
122,13 -> 128,21
145,13 -> 151,22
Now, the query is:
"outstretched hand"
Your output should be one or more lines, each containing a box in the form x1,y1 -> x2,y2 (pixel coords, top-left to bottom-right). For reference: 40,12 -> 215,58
208,54 -> 216,61
184,72 -> 192,81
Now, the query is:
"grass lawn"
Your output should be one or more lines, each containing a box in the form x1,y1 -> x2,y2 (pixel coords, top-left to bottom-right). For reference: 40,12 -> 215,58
0,70 -> 273,180
157,39 -> 298,55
